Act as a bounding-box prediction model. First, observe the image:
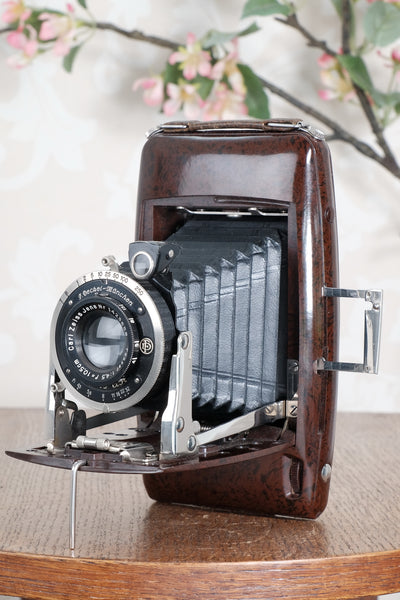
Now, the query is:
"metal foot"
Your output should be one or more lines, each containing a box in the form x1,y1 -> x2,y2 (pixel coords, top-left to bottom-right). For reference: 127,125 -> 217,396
69,459 -> 86,550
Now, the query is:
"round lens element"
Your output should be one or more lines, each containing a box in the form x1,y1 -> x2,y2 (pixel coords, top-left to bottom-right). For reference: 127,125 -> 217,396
58,298 -> 139,388
82,314 -> 127,369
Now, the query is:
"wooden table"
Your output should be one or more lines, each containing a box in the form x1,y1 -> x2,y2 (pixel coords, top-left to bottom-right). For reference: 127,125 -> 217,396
0,409 -> 399,600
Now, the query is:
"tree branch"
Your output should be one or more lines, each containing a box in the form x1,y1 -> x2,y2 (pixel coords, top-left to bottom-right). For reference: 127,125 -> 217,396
1,16 -> 400,179
91,22 -> 179,51
255,74 -> 396,173
276,13 -> 334,56
276,8 -> 400,178
341,0 -> 352,55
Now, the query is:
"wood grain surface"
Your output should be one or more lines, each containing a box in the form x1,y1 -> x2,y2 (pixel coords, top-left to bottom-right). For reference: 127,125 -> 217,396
0,409 -> 399,600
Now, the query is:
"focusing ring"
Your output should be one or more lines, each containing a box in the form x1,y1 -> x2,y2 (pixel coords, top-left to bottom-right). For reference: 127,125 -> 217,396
51,270 -> 176,413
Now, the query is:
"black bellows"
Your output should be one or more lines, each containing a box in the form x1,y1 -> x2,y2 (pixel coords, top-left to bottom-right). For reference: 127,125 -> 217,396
167,216 -> 288,424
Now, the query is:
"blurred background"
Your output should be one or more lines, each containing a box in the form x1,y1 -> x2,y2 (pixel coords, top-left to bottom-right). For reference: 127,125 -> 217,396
0,0 -> 399,416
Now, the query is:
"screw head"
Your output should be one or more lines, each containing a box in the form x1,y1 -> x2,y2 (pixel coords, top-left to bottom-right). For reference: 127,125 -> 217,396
187,435 -> 197,452
176,417 -> 185,432
321,463 -> 332,482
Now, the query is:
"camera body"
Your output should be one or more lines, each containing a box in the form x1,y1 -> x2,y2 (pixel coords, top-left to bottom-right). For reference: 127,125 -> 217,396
8,120 -> 382,520
135,119 -> 339,518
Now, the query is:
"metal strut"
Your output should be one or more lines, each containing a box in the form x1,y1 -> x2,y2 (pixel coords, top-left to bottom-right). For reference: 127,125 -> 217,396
69,459 -> 86,551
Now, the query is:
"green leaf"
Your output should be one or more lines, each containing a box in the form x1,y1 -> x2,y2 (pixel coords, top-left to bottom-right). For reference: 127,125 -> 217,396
337,54 -> 373,93
194,76 -> 214,100
77,0 -> 88,7
62,44 -> 82,73
202,22 -> 260,48
241,0 -> 291,18
330,0 -> 342,17
337,54 -> 400,109
364,1 -> 400,47
237,63 -> 270,118
371,90 -> 400,109
163,61 -> 181,85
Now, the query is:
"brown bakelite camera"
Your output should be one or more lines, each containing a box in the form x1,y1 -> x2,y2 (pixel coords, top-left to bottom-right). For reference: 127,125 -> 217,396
8,120 -> 382,528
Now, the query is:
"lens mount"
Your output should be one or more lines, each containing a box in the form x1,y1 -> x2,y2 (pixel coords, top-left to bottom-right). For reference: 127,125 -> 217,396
51,269 -> 175,412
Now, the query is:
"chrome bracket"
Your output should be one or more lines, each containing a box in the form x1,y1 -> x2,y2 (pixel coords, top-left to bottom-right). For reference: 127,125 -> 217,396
196,399 -> 298,447
160,332 -> 299,458
317,286 -> 383,374
160,332 -> 200,459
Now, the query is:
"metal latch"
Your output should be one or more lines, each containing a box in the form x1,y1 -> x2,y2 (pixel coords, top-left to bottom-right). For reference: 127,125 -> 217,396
317,287 -> 383,374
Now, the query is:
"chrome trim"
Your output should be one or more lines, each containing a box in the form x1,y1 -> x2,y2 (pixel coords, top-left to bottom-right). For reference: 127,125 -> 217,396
160,332 -> 200,459
317,286 -> 383,374
130,250 -> 155,280
298,124 -> 325,140
50,268 -> 166,413
177,206 -> 287,218
266,120 -> 303,129
196,399 -> 298,447
146,123 -> 189,137
69,459 -> 86,551
147,120 -> 325,139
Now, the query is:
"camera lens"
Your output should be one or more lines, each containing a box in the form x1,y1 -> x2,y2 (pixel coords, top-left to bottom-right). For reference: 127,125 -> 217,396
51,270 -> 176,411
82,314 -> 127,369
63,300 -> 138,388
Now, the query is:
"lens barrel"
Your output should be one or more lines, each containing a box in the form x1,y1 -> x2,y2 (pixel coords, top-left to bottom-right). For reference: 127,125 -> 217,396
51,270 -> 175,412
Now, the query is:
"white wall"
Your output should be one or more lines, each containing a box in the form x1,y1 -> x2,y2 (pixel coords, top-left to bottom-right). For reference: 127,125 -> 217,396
0,0 -> 399,412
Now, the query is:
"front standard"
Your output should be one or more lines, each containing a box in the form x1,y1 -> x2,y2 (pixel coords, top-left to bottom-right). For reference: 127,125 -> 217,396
7,119 -> 383,529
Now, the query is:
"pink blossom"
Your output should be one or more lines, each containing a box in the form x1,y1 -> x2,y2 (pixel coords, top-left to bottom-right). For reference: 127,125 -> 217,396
318,89 -> 337,101
317,53 -> 337,70
133,76 -> 164,107
1,0 -> 31,25
202,83 -> 248,120
6,26 -> 26,49
211,39 -> 246,95
391,46 -> 400,64
168,32 -> 212,80
38,7 -> 80,57
163,81 -> 204,119
318,53 -> 355,102
7,24 -> 38,68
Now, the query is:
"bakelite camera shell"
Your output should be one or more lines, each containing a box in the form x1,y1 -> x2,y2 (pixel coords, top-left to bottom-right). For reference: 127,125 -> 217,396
7,120 -> 382,527
135,119 -> 339,518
